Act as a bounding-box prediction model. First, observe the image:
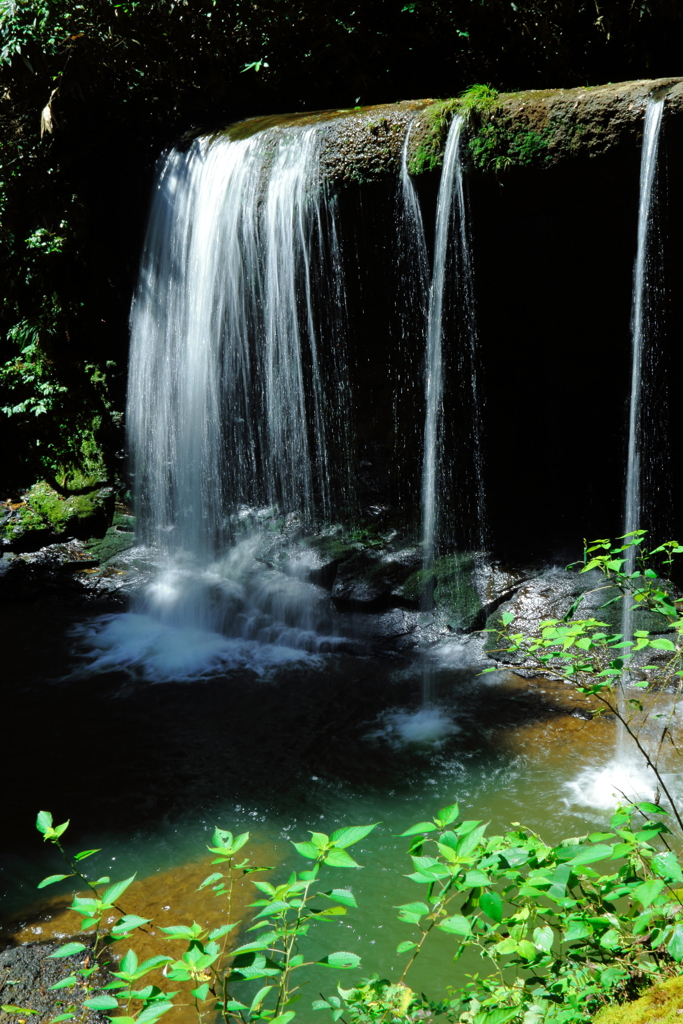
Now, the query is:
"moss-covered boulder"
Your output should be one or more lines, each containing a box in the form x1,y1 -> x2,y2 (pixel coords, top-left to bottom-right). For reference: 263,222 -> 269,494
1,481 -> 114,552
594,976 -> 683,1024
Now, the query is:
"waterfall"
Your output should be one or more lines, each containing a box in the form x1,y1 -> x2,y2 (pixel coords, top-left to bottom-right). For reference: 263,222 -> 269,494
618,95 -> 665,762
419,113 -> 486,705
128,125 -> 343,564
96,121 -> 352,676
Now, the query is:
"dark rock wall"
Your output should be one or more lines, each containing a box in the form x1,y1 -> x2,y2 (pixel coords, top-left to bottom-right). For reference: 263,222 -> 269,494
305,79 -> 683,561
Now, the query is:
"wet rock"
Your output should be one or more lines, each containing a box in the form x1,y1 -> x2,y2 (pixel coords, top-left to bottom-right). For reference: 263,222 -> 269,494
484,567 -> 676,664
486,568 -> 608,645
331,549 -> 421,607
84,509 -> 136,563
0,941 -> 111,1023
1,482 -> 114,553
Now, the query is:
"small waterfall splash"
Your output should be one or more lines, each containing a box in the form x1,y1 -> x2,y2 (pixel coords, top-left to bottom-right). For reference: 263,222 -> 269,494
570,95 -> 667,807
618,95 -> 665,761
419,113 -> 486,709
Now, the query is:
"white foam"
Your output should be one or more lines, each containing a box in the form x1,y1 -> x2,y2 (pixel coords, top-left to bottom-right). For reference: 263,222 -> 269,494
72,612 -> 316,682
368,706 -> 460,748
565,759 -> 662,811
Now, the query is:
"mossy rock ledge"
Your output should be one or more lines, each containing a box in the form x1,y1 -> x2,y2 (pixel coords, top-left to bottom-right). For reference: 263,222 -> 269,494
407,77 -> 683,175
230,78 -> 683,189
594,976 -> 683,1024
1,481 -> 114,552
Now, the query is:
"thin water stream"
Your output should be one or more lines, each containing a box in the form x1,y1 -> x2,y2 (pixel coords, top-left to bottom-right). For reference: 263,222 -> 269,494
619,94 -> 665,767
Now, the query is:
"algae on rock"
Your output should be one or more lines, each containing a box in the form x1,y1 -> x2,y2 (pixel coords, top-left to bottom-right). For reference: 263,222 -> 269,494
1,480 -> 114,551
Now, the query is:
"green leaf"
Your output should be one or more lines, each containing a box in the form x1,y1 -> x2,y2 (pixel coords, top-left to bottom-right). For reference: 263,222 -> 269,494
36,810 -> 53,835
638,802 -> 670,815
399,822 -> 438,836
319,951 -> 361,969
566,843 -> 614,866
84,996 -> 120,1010
209,922 -> 239,940
631,878 -> 665,908
650,638 -> 676,650
439,914 -> 472,936
330,824 -> 379,848
324,848 -> 359,868
46,1016 -> 75,1023
158,922 -> 205,940
48,942 -> 86,958
49,976 -> 78,990
250,985 -> 273,1012
191,983 -> 210,1001
396,940 -> 418,953
101,874 -> 136,906
533,925 -> 554,951
479,891 -> 503,923
231,931 -> 278,955
652,852 -> 683,882
396,901 -> 429,924
197,872 -> 223,890
322,888 -> 357,908
465,869 -> 490,887
111,914 -> 151,935
74,849 -> 101,862
457,822 -> 488,857
667,923 -> 683,961
435,802 -> 459,826
135,1003 -> 175,1024
1,1008 -> 38,1016
271,1014 -> 296,1024
292,841 -> 319,859
563,920 -> 592,943
134,955 -> 174,975
118,949 -> 139,976
517,939 -> 538,960
38,873 -> 71,888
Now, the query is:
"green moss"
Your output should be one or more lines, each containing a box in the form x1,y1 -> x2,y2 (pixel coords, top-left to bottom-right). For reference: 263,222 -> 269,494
593,976 -> 683,1024
409,85 -> 498,175
28,482 -> 97,529
469,122 -> 554,172
403,553 -> 481,628
306,534 -> 358,563
85,513 -> 136,563
1,480 -> 114,545
410,85 -> 593,177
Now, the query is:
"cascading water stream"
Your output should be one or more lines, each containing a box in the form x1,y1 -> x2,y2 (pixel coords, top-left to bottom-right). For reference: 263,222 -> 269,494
569,94 -> 669,808
618,94 -> 665,763
419,114 -> 487,708
84,122 -> 354,679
